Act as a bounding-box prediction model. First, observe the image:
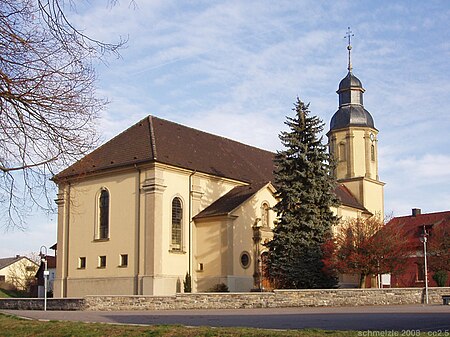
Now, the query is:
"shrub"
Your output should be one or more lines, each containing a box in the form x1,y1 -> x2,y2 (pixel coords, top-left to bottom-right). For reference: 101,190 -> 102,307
183,273 -> 191,293
208,283 -> 229,292
432,270 -> 448,287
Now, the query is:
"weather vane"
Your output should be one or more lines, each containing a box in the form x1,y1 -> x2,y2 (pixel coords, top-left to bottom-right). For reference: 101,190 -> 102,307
345,27 -> 354,72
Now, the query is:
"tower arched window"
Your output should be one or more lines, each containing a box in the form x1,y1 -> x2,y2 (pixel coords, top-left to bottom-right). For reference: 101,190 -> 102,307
371,144 -> 375,161
171,197 -> 183,251
261,202 -> 270,227
98,189 -> 110,239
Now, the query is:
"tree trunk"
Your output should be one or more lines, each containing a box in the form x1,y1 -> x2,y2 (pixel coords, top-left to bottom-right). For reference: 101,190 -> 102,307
359,274 -> 367,288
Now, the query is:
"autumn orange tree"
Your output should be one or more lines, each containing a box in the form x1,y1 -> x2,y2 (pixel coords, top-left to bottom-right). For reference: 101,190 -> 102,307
323,216 -> 414,288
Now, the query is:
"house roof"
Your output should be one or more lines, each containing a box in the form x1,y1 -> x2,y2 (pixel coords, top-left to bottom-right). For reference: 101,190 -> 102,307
0,256 -> 36,270
194,182 -> 269,220
54,115 -> 275,184
0,256 -> 20,270
385,210 -> 450,249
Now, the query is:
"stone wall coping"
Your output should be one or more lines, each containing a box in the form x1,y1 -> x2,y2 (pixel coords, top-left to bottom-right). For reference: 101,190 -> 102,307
0,297 -> 84,301
273,287 -> 450,293
84,294 -> 178,299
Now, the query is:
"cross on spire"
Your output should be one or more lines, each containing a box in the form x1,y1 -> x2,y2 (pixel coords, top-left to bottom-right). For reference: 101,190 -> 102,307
345,27 -> 354,72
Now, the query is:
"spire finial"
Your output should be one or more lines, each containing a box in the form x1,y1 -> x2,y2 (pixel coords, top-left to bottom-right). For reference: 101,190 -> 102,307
345,27 -> 354,72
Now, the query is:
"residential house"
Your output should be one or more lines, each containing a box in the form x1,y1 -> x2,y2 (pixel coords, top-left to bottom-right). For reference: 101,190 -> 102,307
386,208 -> 450,287
0,255 -> 39,291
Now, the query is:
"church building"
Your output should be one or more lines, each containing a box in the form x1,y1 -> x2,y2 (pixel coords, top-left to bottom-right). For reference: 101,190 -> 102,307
53,47 -> 384,297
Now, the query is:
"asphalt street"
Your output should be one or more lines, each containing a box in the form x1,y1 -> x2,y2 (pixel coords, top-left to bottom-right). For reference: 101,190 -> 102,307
2,305 -> 450,332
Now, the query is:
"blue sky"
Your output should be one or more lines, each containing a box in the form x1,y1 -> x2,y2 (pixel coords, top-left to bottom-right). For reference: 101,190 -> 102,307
2,0 -> 450,256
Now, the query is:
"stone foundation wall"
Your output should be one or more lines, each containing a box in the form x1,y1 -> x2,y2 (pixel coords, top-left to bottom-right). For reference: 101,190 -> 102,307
1,287 -> 449,311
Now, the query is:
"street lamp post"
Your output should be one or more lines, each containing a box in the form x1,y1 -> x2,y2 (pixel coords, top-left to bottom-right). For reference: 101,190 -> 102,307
39,246 -> 48,311
252,221 -> 262,291
419,227 -> 429,305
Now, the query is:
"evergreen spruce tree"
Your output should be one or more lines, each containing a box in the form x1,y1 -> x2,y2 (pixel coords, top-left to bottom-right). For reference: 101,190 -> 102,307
266,98 -> 339,289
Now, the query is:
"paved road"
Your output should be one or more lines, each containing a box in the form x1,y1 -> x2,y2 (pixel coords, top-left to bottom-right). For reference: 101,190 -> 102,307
2,305 -> 450,332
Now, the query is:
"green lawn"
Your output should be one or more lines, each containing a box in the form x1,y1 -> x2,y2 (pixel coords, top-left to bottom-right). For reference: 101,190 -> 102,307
0,313 -> 360,337
0,288 -> 28,298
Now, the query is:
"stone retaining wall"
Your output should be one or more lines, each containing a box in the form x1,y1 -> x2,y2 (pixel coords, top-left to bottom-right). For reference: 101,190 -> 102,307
0,298 -> 84,311
1,287 -> 449,311
84,287 -> 450,311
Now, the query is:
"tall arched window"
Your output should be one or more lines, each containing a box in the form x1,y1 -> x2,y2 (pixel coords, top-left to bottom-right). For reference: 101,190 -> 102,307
171,197 -> 183,251
371,144 -> 375,161
99,189 -> 110,239
261,202 -> 270,227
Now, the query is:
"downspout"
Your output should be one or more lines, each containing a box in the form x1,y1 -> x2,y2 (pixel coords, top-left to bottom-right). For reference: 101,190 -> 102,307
63,182 -> 71,298
188,170 -> 197,283
134,164 -> 141,295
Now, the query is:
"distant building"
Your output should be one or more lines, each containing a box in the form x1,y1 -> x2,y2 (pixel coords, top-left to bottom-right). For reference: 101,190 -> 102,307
35,255 -> 57,297
0,255 -> 38,290
52,48 -> 384,297
386,209 -> 450,287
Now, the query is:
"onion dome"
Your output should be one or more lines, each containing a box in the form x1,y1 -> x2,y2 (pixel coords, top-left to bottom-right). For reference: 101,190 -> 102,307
330,71 -> 375,131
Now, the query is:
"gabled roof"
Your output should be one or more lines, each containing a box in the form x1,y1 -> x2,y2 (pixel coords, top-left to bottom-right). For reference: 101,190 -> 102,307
54,115 -> 275,184
0,256 -> 36,270
0,256 -> 20,270
194,182 -> 367,220
194,182 -> 269,220
386,210 -> 450,249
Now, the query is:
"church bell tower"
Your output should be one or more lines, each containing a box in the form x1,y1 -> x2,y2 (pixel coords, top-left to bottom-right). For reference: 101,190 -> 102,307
327,29 -> 385,218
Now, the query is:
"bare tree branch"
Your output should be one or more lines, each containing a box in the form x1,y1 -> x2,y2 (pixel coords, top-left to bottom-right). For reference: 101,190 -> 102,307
0,0 -> 126,228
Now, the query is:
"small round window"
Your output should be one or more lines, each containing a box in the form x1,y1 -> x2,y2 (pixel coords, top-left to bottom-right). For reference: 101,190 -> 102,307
240,251 -> 251,269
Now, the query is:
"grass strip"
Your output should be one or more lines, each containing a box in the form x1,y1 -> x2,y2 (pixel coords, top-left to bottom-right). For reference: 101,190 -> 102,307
0,313 -> 360,337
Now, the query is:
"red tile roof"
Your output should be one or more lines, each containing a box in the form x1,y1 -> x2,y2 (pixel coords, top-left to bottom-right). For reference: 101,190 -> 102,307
385,210 -> 450,249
